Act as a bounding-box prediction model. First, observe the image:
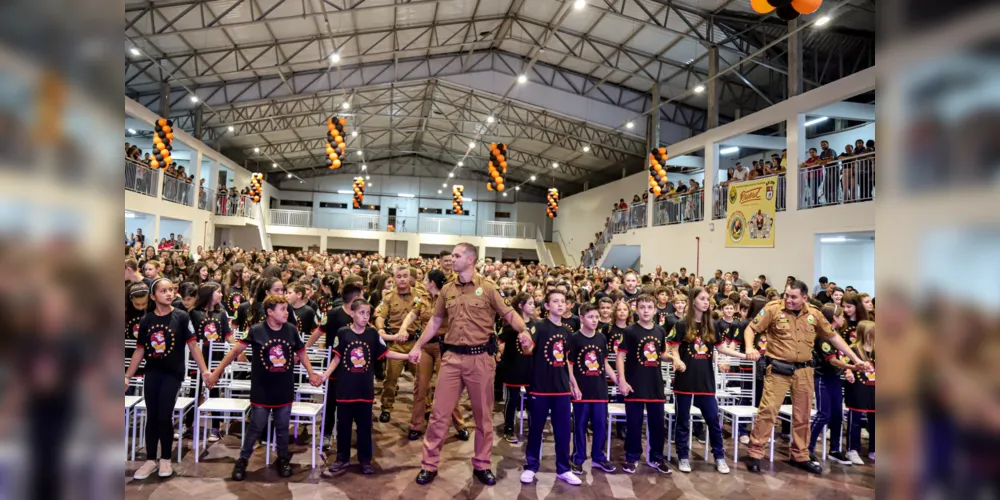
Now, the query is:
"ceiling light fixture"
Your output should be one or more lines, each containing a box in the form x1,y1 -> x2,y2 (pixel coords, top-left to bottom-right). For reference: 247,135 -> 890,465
814,15 -> 831,27
365,175 -> 371,180
486,116 -> 495,124
449,172 -> 455,178
468,141 -> 476,148
442,183 -> 447,187
398,193 -> 415,198
582,145 -> 590,152
189,95 -> 199,103
530,175 -> 537,181
127,128 -> 137,135
351,130 -> 358,137
515,186 -> 521,191
287,173 -> 292,178
820,236 -> 847,243
337,190 -> 353,195
574,0 -> 586,10
356,151 -> 363,156
129,47 -> 141,57
329,52 -> 341,63
502,192 -> 508,197
517,74 -> 527,84
805,116 -> 829,127
272,163 -> 278,168
227,126 -> 235,132
253,147 -> 260,153
625,122 -> 634,129
720,146 -> 740,155
694,84 -> 706,93
552,162 -> 559,168
361,164 -> 367,170
342,101 -> 350,110
438,190 -> 443,194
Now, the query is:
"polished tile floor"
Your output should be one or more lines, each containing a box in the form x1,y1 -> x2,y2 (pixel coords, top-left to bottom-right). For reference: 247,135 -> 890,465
126,376 -> 875,499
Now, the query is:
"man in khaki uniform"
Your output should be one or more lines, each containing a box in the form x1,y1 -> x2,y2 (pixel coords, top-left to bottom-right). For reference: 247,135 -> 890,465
374,265 -> 429,423
399,269 -> 469,441
409,243 -> 530,487
744,280 -> 873,474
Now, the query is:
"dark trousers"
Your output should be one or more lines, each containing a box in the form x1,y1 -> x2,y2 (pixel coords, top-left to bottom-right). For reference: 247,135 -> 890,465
324,379 -> 339,438
674,394 -> 725,460
572,402 -> 608,465
337,402 -> 374,464
240,405 -> 292,461
625,401 -> 665,463
143,370 -> 183,460
525,395 -> 571,474
810,374 -> 844,453
503,386 -> 525,433
847,410 -> 875,454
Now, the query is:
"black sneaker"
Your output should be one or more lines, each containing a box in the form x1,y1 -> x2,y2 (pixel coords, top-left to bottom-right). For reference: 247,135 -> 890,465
593,460 -> 616,473
408,430 -> 423,441
650,461 -> 673,475
828,451 -> 852,465
456,429 -> 470,441
231,458 -> 248,481
809,452 -> 819,463
415,469 -> 437,485
378,411 -> 391,423
789,459 -> 823,475
276,457 -> 293,478
570,462 -> 584,475
361,463 -> 374,475
503,431 -> 518,444
622,461 -> 638,474
746,457 -> 761,473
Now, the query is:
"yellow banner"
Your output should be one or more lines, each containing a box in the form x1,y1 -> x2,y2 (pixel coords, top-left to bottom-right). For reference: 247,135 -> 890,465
725,177 -> 777,248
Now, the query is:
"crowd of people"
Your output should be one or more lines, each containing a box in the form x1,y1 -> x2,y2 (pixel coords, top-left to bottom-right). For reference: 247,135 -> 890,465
800,138 -> 876,205
126,141 -> 200,205
125,242 -> 875,486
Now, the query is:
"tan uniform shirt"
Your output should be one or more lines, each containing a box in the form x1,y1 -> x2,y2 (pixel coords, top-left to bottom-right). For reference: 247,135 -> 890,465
433,274 -> 513,346
376,288 -> 431,332
749,302 -> 836,363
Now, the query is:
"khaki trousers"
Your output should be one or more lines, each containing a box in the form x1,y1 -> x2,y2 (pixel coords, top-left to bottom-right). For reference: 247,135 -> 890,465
748,365 -> 815,462
410,341 -> 466,432
421,351 -> 495,472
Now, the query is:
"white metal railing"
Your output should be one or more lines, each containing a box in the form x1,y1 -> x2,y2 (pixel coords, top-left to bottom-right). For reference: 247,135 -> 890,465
652,191 -> 705,226
713,173 -> 787,220
610,202 -> 649,234
216,194 -> 257,219
269,209 -> 311,227
418,217 -> 477,236
536,226 -> 554,266
386,215 -> 417,232
162,174 -> 194,207
799,152 -> 875,209
351,213 -> 381,231
125,159 -> 159,198
198,188 -> 215,211
480,221 -> 534,239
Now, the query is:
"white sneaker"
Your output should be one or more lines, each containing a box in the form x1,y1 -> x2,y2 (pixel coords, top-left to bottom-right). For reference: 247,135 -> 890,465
869,452 -> 875,462
678,459 -> 692,473
132,460 -> 158,480
716,459 -> 730,474
520,470 -> 536,484
739,435 -> 750,445
207,429 -> 221,443
158,459 -> 173,478
846,450 -> 864,465
557,471 -> 582,485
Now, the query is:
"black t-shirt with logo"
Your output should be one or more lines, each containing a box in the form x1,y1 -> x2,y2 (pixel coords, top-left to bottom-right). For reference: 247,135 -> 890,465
293,304 -> 319,340
841,318 -> 860,345
500,320 -> 535,387
655,306 -> 673,328
234,301 -> 253,331
716,318 -> 749,370
619,322 -> 667,402
604,323 -> 627,358
666,322 -> 725,395
662,313 -> 683,335
126,308 -> 144,341
561,314 -> 581,333
320,306 -> 355,352
240,322 -> 304,407
138,308 -> 196,378
813,336 -> 846,378
190,308 -> 232,364
844,346 -> 875,412
331,326 -> 388,403
528,318 -> 571,396
226,287 -> 245,316
568,331 -> 609,402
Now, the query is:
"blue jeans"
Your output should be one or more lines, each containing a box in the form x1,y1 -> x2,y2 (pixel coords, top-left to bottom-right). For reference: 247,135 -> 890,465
526,395 -> 571,474
572,402 -> 608,465
625,401 -> 665,463
810,374 -> 844,453
674,394 -> 725,460
240,404 -> 292,461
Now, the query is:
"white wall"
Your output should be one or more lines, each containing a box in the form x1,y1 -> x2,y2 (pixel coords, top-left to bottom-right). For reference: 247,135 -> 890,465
512,202 -> 551,240
815,237 -> 875,295
327,236 -> 379,252
271,234 -> 322,250
125,212 -> 154,243
158,218 -> 193,243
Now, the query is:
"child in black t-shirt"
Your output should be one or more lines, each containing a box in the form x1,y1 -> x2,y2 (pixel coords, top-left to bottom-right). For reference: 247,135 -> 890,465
307,282 -> 363,446
845,320 -> 875,465
607,299 -> 632,356
596,296 -> 613,334
498,292 -> 536,443
667,287 -> 745,474
188,282 -> 233,442
567,303 -> 617,475
205,295 -> 322,481
561,292 -> 581,332
654,286 -> 674,327
616,294 -> 671,475
320,298 -> 410,475
287,283 -> 319,341
714,299 -> 752,441
521,291 -> 580,486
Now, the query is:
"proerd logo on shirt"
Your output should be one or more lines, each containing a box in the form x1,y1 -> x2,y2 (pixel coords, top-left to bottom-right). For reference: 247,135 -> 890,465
642,340 -> 659,366
550,339 -> 566,367
203,321 -> 220,342
267,344 -> 288,372
692,337 -> 710,360
348,345 -> 368,372
148,329 -> 171,358
583,349 -> 601,375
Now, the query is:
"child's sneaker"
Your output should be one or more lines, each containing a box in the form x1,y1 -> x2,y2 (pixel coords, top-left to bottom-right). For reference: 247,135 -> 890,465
520,470 -> 536,483
158,459 -> 173,478
622,461 -> 638,474
593,460 -> 616,473
651,461 -> 673,474
132,460 -> 158,480
570,462 -> 584,475
208,429 -> 222,443
557,471 -> 582,485
716,459 -> 730,474
678,459 -> 692,473
739,435 -> 750,445
846,450 -> 864,465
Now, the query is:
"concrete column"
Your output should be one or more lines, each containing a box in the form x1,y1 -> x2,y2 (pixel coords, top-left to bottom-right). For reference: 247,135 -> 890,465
320,235 -> 328,253
704,142 -> 720,221
159,82 -> 170,118
153,214 -> 161,244
647,83 -> 659,229
194,105 -> 204,142
378,236 -> 386,256
478,243 -> 487,263
787,19 -> 804,98
707,45 -> 720,130
786,113 -> 806,209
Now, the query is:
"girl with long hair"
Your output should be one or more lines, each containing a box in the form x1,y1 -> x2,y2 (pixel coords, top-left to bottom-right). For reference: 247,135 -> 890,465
608,299 -> 633,356
189,263 -> 209,285
809,304 -> 854,465
188,282 -> 233,442
499,292 -> 537,443
841,292 -> 871,344
844,320 -> 875,465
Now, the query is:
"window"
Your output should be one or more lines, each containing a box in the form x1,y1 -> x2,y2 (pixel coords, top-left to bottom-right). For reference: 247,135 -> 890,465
279,199 -> 312,208
419,207 -> 443,215
357,204 -> 380,212
320,202 -> 348,209
495,211 -> 511,219
446,209 -> 471,216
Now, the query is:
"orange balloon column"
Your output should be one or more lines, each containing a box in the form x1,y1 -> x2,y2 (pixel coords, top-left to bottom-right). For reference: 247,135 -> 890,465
546,188 -> 560,219
248,172 -> 263,203
648,147 -> 669,197
326,115 -> 349,169
486,143 -> 508,192
352,177 -> 365,208
452,185 -> 464,215
150,118 -> 175,170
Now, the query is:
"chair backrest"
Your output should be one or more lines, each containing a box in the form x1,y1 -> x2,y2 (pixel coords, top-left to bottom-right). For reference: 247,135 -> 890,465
714,356 -> 755,406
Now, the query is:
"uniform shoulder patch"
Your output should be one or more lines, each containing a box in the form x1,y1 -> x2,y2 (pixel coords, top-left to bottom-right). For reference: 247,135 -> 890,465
822,342 -> 831,353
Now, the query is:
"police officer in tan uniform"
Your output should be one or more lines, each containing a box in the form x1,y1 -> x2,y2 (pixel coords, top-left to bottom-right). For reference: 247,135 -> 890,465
409,243 -> 530,486
743,280 -> 873,474
374,265 -> 429,423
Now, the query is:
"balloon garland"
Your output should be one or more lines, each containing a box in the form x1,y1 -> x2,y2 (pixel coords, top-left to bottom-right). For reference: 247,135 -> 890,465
452,185 -> 465,215
149,118 -> 175,170
546,188 -> 559,219
248,173 -> 263,203
486,142 -> 508,192
326,115 -> 349,169
751,0 -> 822,20
352,177 -> 365,209
648,147 -> 669,196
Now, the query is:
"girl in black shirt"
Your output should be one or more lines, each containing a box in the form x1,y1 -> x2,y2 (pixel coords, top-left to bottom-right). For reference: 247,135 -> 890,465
841,292 -> 871,344
225,263 -> 251,317
667,287 -> 745,474
188,282 -> 233,443
499,292 -> 536,443
845,320 -> 876,465
607,299 -> 632,357
124,278 -> 211,481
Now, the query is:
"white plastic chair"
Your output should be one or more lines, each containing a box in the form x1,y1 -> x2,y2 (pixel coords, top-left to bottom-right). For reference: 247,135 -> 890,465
193,341 -> 252,462
267,348 -> 330,469
132,347 -> 196,463
718,357 -> 758,459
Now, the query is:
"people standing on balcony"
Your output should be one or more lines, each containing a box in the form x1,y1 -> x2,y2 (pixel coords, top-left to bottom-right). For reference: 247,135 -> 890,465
839,144 -> 858,202
801,148 -> 822,206
732,162 -> 749,182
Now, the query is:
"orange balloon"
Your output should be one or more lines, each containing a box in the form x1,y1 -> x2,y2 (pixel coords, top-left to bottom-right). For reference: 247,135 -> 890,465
158,119 -> 166,127
149,160 -> 159,169
163,155 -> 172,164
497,155 -> 505,163
658,147 -> 667,155
326,147 -> 335,155
333,160 -> 341,168
337,143 -> 346,151
487,183 -> 494,191
791,0 -> 821,14
153,136 -> 162,145
253,196 -> 260,202
497,184 -> 504,192
166,133 -> 174,140
162,126 -> 171,134
653,187 -> 662,196
156,143 -> 165,151
335,136 -> 344,144
751,0 -> 775,13
490,143 -> 497,150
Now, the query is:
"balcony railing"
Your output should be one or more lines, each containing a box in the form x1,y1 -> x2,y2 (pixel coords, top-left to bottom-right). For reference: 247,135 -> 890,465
198,188 -> 215,211
125,159 -> 159,198
652,191 -> 705,226
799,152 -> 875,209
610,202 -> 649,234
216,194 -> 257,219
481,221 -> 535,239
713,173 -> 787,220
419,217 -> 478,236
386,215 -> 417,232
162,174 -> 194,207
269,209 -> 311,227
